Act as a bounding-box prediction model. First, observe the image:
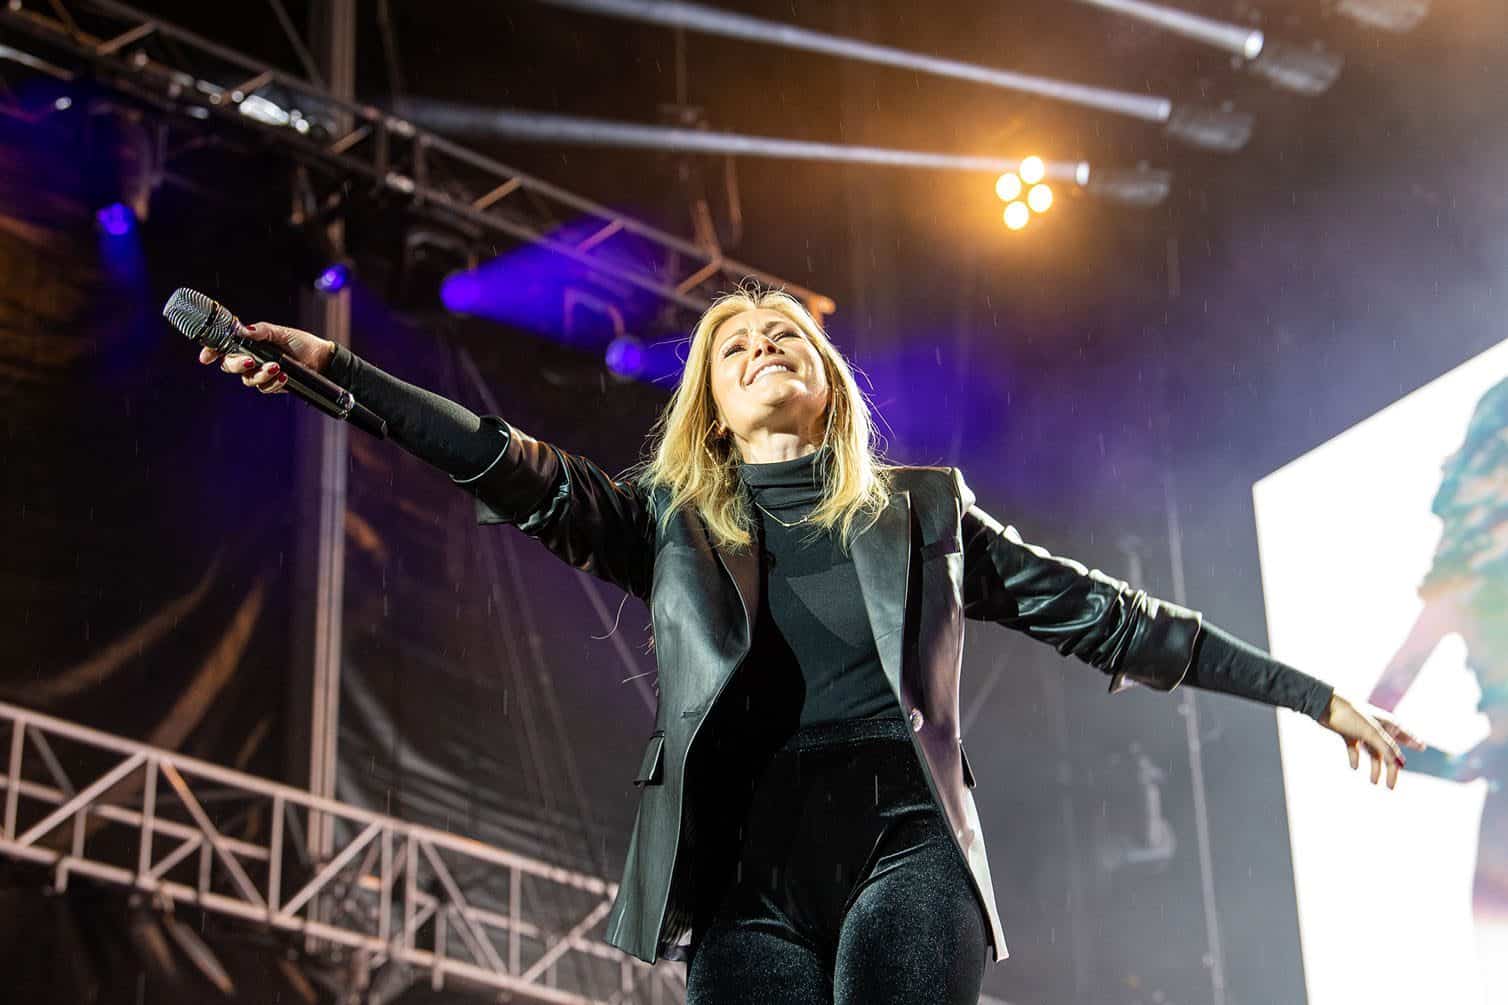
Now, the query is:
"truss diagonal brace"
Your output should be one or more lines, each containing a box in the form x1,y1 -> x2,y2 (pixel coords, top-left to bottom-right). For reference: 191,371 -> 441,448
0,0 -> 837,326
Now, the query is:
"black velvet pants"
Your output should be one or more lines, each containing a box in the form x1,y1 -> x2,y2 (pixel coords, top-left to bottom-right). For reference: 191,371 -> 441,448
683,715 -> 989,1004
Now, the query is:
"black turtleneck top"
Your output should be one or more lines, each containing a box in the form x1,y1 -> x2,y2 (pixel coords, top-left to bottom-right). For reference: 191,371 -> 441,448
734,451 -> 903,730
324,343 -> 1335,723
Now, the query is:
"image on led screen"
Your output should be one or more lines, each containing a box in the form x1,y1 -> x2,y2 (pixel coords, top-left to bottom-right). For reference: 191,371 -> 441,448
1254,339 -> 1508,1005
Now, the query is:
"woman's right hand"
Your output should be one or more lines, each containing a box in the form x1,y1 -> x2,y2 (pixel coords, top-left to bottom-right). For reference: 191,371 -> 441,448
196,322 -> 336,394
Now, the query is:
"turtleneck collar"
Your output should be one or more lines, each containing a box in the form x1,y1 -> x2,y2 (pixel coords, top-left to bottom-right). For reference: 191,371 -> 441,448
738,448 -> 826,516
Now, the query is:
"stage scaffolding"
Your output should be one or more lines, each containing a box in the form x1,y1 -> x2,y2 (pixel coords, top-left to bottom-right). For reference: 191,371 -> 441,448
0,701 -> 686,1004
0,0 -> 835,322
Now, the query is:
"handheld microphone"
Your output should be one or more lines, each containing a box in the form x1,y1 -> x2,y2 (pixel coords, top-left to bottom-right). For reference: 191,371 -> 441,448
162,287 -> 388,439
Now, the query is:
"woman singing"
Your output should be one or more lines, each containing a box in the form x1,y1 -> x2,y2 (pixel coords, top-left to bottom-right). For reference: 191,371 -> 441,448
197,285 -> 1420,1004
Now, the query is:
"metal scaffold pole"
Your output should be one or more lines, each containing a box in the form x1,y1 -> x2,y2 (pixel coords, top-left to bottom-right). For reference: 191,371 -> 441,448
303,0 -> 355,873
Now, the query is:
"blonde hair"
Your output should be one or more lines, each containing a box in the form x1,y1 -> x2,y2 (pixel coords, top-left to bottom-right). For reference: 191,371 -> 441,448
635,284 -> 892,552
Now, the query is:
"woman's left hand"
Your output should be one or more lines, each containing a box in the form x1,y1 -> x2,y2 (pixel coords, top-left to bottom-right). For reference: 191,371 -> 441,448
1319,693 -> 1427,790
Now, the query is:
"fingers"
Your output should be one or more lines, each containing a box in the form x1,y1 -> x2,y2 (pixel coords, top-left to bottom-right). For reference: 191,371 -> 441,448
1351,724 -> 1404,790
197,322 -> 264,368
1366,737 -> 1400,789
1379,718 -> 1428,751
1361,715 -> 1405,789
199,335 -> 287,394
1372,721 -> 1403,765
1334,701 -> 1409,790
242,361 -> 289,394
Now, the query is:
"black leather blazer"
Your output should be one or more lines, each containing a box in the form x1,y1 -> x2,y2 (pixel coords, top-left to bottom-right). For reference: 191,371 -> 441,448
451,416 -> 1204,966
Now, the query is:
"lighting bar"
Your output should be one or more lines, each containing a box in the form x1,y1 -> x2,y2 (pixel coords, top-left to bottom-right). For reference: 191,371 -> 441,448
532,0 -> 1252,151
398,101 -> 1094,185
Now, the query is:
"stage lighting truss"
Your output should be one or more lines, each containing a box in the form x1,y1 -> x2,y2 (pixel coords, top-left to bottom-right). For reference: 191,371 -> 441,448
0,701 -> 687,1005
0,0 -> 835,325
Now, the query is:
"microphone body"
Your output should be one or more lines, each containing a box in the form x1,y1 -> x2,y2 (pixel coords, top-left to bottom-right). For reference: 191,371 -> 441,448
163,288 -> 388,439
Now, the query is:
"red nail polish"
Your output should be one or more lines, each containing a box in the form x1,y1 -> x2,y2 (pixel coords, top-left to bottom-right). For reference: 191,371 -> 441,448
243,359 -> 255,369
245,324 -> 257,331
268,364 -> 280,375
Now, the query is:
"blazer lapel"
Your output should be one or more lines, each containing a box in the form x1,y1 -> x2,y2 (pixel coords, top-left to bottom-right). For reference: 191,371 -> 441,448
849,490 -> 913,696
713,533 -> 761,645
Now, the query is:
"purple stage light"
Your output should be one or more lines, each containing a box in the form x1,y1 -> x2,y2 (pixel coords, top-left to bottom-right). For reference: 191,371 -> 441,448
314,263 -> 351,294
96,202 -> 135,237
439,270 -> 483,314
437,219 -> 662,347
607,335 -> 687,385
605,335 -> 646,377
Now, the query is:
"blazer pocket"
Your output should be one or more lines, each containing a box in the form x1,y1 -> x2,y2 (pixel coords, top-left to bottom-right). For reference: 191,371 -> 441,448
921,538 -> 962,562
633,731 -> 667,787
959,741 -> 978,790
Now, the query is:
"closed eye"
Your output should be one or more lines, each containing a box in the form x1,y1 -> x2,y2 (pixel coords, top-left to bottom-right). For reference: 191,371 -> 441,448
723,330 -> 798,357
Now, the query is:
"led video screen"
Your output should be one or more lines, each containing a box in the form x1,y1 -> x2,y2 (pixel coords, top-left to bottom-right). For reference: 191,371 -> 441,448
1254,340 -> 1508,1005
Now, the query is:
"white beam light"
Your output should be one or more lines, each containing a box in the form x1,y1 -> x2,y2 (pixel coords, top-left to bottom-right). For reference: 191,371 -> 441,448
533,0 -> 1253,151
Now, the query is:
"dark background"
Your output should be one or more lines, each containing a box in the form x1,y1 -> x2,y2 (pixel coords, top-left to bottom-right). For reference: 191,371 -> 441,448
3,1 -> 1504,1002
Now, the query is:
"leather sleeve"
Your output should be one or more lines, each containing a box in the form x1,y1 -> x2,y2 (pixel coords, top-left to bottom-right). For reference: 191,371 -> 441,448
452,416 -> 656,600
952,468 -> 1203,694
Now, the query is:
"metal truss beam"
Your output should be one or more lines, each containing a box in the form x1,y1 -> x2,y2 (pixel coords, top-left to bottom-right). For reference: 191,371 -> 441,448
0,0 -> 834,323
0,701 -> 685,1004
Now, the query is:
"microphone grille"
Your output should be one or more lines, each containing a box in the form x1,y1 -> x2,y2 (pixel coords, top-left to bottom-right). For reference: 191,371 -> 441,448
162,288 -> 237,350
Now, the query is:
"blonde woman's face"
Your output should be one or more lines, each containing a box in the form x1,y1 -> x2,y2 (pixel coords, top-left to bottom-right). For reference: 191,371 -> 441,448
706,307 -> 831,448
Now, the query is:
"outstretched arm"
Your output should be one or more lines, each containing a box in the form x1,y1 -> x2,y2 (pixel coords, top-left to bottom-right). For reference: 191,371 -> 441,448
203,325 -> 656,600
326,342 -> 656,600
1189,623 -> 1425,788
324,341 -> 512,480
954,467 -> 1202,694
953,468 -> 1422,787
1186,624 -> 1333,719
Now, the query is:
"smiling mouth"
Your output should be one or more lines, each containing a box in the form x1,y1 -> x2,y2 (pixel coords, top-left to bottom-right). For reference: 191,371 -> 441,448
747,362 -> 795,385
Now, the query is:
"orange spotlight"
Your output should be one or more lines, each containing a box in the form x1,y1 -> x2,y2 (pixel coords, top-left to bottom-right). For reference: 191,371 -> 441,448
1019,156 -> 1046,185
995,172 -> 1023,201
1027,183 -> 1053,213
1003,201 -> 1030,230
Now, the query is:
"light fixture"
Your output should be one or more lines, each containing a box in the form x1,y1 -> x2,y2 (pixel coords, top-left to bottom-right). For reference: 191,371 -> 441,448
1027,184 -> 1053,213
1003,202 -> 1030,230
314,262 -> 351,294
1163,104 -> 1253,152
1334,0 -> 1430,32
605,335 -> 646,378
995,172 -> 1023,201
1073,0 -> 1341,95
96,202 -> 136,237
1018,156 -> 1046,185
1247,41 -> 1343,95
604,333 -> 686,383
1083,165 -> 1172,208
